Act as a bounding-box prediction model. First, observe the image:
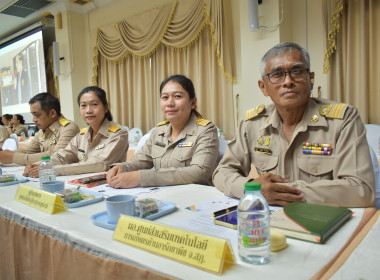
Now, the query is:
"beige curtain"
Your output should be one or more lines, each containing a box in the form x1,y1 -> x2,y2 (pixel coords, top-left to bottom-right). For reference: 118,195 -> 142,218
323,0 -> 380,124
93,0 -> 235,136
151,28 -> 234,136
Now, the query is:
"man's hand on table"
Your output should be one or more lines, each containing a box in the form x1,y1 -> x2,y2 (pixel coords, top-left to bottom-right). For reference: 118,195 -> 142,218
253,173 -> 306,207
23,164 -> 39,178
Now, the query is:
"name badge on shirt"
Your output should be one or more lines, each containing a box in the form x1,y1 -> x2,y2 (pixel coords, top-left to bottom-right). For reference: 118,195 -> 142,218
178,142 -> 193,147
78,149 -> 86,161
154,141 -> 166,147
254,147 -> 272,155
95,144 -> 105,150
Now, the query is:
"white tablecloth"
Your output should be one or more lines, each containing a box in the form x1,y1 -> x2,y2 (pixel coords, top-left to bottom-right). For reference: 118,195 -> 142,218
0,165 -> 374,279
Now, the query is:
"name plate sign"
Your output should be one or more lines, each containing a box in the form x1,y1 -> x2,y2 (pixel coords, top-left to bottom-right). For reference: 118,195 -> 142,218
15,184 -> 67,214
113,216 -> 234,274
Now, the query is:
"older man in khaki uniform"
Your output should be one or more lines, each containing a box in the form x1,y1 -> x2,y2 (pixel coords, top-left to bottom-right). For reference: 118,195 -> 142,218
0,93 -> 79,165
213,42 -> 375,208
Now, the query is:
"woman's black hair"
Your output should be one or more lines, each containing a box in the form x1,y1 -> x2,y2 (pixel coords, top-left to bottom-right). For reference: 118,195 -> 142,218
77,86 -> 113,121
15,114 -> 25,124
2,114 -> 13,121
159,75 -> 202,118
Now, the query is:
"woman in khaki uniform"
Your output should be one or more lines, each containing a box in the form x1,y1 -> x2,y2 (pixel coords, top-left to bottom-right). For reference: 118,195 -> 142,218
2,114 -> 12,127
107,75 -> 219,188
25,86 -> 128,177
10,114 -> 28,137
0,126 -> 10,147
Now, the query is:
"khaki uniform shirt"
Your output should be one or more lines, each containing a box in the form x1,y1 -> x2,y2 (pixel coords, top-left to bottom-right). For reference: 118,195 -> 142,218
0,126 -> 10,146
213,98 -> 375,208
13,116 -> 79,165
13,125 -> 28,137
51,118 -> 128,176
117,113 -> 219,187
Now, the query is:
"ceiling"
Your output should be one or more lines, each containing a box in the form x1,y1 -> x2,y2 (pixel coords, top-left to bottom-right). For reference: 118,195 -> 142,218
0,0 -> 110,43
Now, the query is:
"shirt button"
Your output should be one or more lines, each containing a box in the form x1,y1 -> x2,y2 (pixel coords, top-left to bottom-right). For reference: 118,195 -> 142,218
260,164 -> 265,169
313,168 -> 319,173
285,174 -> 290,179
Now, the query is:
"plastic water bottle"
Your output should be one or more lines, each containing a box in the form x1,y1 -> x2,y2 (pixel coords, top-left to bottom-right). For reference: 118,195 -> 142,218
134,130 -> 141,146
218,130 -> 225,139
238,182 -> 270,264
39,156 -> 56,185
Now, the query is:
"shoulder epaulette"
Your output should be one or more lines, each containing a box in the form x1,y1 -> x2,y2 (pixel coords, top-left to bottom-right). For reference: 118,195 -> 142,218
80,127 -> 87,134
245,104 -> 265,121
58,117 -> 70,127
108,125 -> 121,133
319,104 -> 348,119
195,118 -> 211,126
157,120 -> 169,126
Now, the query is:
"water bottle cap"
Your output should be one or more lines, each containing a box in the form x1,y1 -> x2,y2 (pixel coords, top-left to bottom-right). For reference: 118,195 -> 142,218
244,181 -> 261,191
41,156 -> 51,160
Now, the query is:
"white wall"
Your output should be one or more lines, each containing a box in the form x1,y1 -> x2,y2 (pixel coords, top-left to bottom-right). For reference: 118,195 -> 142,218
55,10 -> 89,128
231,0 -> 327,129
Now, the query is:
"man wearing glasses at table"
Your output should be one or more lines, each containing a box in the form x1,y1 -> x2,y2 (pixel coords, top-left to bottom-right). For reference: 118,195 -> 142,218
213,42 -> 375,208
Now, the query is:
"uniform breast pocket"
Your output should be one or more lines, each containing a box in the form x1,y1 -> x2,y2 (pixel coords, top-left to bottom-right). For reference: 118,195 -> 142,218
151,147 -> 166,168
252,153 -> 279,174
297,156 -> 334,182
172,147 -> 194,167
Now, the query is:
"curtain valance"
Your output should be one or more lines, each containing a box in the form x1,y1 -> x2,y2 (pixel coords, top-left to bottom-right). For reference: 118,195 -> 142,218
93,0 -> 235,84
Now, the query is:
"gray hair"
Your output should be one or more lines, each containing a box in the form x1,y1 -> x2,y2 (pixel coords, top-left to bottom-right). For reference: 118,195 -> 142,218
260,42 -> 311,77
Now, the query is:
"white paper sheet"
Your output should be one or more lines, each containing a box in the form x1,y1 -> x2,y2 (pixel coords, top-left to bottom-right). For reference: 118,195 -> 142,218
73,183 -> 170,198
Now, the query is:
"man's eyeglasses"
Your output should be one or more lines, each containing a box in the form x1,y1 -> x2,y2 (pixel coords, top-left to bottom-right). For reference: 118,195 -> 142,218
264,68 -> 310,84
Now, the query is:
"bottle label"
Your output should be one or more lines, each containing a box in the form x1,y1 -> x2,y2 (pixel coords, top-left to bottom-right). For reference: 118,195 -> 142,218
240,219 -> 269,246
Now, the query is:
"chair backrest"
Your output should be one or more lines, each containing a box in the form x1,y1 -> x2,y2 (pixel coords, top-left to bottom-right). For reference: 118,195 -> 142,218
135,133 -> 151,154
365,124 -> 380,158
135,127 -> 156,154
2,138 -> 17,151
218,138 -> 229,164
128,127 -> 143,147
9,134 -> 18,149
368,145 -> 380,209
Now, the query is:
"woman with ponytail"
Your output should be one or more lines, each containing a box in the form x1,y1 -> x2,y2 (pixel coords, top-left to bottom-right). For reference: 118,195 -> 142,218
11,114 -> 28,137
107,75 -> 219,188
24,86 -> 128,177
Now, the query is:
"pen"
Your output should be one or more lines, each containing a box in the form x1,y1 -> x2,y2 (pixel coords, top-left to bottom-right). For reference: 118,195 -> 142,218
212,205 -> 238,217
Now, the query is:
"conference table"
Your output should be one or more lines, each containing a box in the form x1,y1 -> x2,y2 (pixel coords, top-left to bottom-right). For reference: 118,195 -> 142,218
0,165 -> 379,280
